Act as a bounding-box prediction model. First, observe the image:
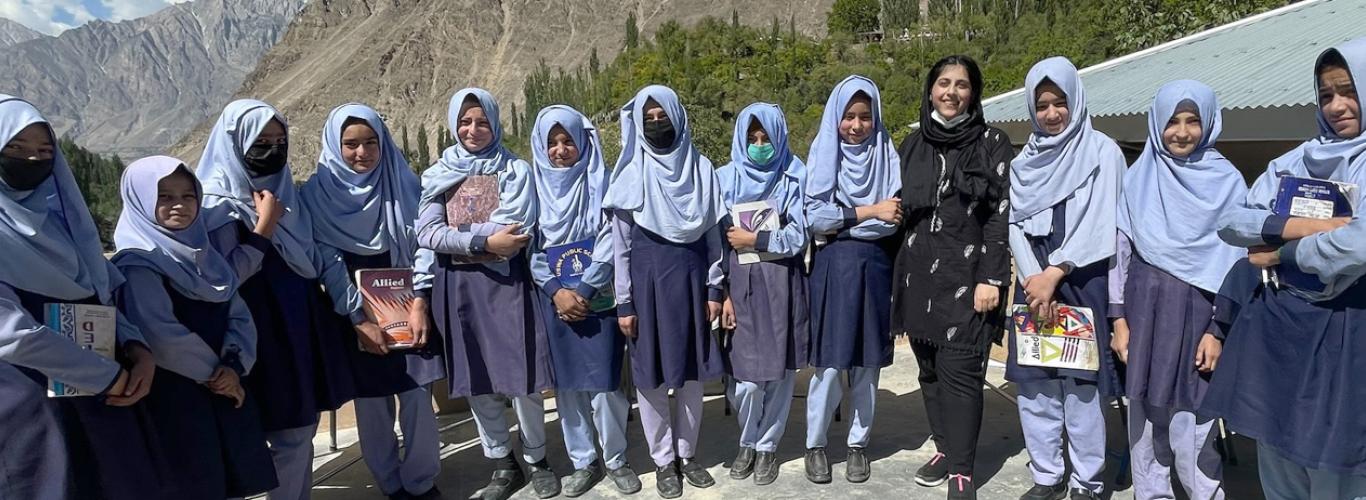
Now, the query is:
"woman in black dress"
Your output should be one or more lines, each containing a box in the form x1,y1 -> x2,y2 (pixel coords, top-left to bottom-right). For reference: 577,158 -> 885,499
892,55 -> 1012,500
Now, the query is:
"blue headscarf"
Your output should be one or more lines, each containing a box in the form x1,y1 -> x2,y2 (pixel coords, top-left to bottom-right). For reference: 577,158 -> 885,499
1010,57 -> 1114,226
530,105 -> 606,248
195,99 -> 319,279
0,95 -> 120,303
718,102 -> 805,208
301,103 -> 420,267
1281,37 -> 1366,183
602,85 -> 724,243
1119,80 -> 1247,293
805,75 -> 901,236
113,156 -> 238,302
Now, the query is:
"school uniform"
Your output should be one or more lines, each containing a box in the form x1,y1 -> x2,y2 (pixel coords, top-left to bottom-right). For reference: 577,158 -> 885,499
113,156 -> 279,499
1006,57 -> 1125,497
0,95 -> 168,500
197,99 -> 358,500
1203,38 -> 1366,500
301,104 -> 445,498
1112,81 -> 1243,500
802,76 -> 901,459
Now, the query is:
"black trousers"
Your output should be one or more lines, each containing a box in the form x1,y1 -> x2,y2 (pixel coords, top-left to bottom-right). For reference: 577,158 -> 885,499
911,341 -> 989,475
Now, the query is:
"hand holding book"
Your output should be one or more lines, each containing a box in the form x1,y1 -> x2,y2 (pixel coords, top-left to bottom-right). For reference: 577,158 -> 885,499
553,289 -> 590,322
355,321 -> 390,355
107,343 -> 155,407
486,223 -> 531,257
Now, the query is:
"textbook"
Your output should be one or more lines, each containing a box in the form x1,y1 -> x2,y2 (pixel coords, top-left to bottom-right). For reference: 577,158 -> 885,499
731,200 -> 783,264
1270,175 -> 1358,293
44,303 -> 117,397
355,268 -> 417,349
546,239 -> 615,312
1012,304 -> 1100,371
444,174 -> 507,264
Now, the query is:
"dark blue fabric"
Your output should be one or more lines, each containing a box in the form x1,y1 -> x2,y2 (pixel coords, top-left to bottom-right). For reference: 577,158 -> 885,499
539,294 -> 623,392
625,224 -> 725,389
339,251 -> 444,398
808,238 -> 894,369
1122,253 -> 1214,412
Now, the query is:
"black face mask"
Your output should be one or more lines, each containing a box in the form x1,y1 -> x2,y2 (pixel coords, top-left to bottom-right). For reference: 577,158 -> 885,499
243,143 -> 288,177
642,120 -> 676,150
0,155 -> 55,191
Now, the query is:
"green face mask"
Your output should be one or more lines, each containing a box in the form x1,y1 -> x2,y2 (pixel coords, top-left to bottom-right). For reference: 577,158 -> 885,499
747,143 -> 776,164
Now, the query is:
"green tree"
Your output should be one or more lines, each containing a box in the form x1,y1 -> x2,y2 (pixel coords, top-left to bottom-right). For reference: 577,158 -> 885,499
415,123 -> 430,172
625,12 -> 639,50
828,0 -> 881,35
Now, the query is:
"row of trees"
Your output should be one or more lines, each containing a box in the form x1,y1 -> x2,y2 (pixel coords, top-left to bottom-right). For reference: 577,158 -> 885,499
59,136 -> 125,246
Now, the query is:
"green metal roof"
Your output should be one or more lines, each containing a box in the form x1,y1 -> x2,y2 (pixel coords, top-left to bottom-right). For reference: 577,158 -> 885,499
980,0 -> 1366,124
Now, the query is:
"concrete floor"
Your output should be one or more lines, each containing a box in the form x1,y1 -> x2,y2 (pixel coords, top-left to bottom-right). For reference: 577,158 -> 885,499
301,338 -> 1267,500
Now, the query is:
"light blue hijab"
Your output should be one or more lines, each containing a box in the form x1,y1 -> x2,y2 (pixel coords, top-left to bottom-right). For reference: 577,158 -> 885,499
1119,80 -> 1247,293
301,103 -> 420,267
531,105 -> 605,248
195,99 -> 319,279
602,85 -> 723,243
805,75 -> 901,236
113,156 -> 238,302
418,89 -> 536,230
0,95 -> 120,303
1280,37 -> 1366,183
719,102 -> 805,209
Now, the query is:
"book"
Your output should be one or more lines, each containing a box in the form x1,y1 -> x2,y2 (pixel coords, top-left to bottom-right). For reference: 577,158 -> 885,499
444,174 -> 507,264
1270,175 -> 1358,293
546,239 -> 615,312
1012,304 -> 1100,371
44,303 -> 117,397
731,200 -> 783,264
354,268 -> 417,349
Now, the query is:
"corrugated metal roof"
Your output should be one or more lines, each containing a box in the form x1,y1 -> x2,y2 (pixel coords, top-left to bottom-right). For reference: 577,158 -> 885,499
981,0 -> 1366,124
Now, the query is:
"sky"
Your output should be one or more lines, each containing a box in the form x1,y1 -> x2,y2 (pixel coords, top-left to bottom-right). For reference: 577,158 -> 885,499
0,0 -> 189,35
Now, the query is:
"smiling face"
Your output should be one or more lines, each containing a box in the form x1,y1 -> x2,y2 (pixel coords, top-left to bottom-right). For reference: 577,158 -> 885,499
1033,80 -> 1070,136
458,101 -> 495,152
155,169 -> 199,230
340,120 -> 380,173
546,124 -> 580,168
1318,65 -> 1361,139
839,93 -> 874,144
1162,105 -> 1204,158
4,123 -> 55,161
931,64 -> 974,120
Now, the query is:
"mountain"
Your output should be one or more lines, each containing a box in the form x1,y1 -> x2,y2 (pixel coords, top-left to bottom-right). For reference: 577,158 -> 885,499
0,18 -> 44,48
0,0 -> 307,160
170,0 -> 836,175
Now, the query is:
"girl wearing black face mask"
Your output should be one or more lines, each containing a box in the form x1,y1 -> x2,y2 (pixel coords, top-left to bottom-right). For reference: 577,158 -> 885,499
195,99 -> 361,500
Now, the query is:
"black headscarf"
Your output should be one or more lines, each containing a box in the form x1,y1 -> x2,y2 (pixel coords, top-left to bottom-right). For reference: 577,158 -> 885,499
899,55 -> 1004,211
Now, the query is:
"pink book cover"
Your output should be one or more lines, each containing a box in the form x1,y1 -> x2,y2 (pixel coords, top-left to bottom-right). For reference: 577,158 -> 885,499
355,268 -> 416,349
444,175 -> 506,264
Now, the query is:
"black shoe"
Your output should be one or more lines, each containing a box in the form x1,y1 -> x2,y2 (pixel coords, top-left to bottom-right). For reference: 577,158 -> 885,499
528,461 -> 560,499
478,467 -> 526,500
679,459 -> 715,488
409,486 -> 443,500
753,451 -> 779,486
1019,482 -> 1067,500
729,447 -> 756,479
608,464 -> 642,494
562,463 -> 603,498
654,463 -> 682,499
948,474 -> 977,500
845,447 -> 870,483
804,447 -> 832,484
915,452 -> 949,487
1069,487 -> 1100,500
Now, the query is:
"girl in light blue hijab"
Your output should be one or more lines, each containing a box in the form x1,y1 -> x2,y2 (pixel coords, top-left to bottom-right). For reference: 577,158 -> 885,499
0,95 -> 162,500
301,103 -> 444,499
1005,57 -> 1125,500
196,98 -> 359,500
415,88 -> 557,499
1110,80 -> 1244,500
603,85 -> 726,497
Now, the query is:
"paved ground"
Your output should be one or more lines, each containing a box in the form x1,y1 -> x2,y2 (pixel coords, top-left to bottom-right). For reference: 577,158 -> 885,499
300,338 -> 1267,500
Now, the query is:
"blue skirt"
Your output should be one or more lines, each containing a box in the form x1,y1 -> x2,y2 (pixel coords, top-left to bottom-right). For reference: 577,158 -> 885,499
0,362 -> 69,500
625,224 -> 726,389
539,292 -> 623,393
808,238 -> 894,369
1201,259 -> 1366,474
1123,256 -> 1214,411
725,251 -> 809,382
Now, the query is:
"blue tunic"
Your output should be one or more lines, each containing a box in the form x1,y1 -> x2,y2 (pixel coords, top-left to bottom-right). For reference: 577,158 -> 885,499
540,297 -> 623,393
1120,252 -> 1215,412
625,224 -> 726,389
338,250 -> 445,398
724,251 -> 809,382
808,237 -> 894,369
1005,205 -> 1123,399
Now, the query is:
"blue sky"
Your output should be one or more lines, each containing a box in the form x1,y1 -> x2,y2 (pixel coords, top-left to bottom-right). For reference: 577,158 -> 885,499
0,0 -> 188,35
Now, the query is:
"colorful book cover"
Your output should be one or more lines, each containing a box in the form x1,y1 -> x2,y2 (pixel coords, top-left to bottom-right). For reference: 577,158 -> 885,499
546,238 -> 615,312
731,200 -> 783,264
1270,176 -> 1358,293
444,174 -> 507,264
355,268 -> 417,349
1011,304 -> 1100,371
44,303 -> 117,397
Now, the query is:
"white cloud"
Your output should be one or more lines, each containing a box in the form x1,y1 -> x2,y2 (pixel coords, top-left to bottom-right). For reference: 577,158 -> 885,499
0,0 -> 191,35
98,0 -> 191,22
